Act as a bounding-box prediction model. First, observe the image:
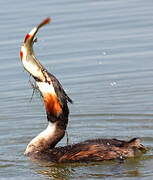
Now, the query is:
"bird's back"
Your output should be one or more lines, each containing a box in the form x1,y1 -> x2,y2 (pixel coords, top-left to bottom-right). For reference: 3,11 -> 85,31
29,138 -> 146,163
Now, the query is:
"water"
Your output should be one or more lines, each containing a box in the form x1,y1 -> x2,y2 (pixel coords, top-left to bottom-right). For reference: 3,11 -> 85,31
0,0 -> 153,179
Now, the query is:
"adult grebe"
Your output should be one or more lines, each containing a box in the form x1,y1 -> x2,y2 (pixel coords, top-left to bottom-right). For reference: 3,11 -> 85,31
20,18 -> 146,163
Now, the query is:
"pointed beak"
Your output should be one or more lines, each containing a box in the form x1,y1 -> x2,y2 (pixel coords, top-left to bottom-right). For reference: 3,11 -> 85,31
23,17 -> 51,48
20,18 -> 51,82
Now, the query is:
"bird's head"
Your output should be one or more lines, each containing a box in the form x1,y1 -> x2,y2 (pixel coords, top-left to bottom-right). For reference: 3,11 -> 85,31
20,17 -> 51,61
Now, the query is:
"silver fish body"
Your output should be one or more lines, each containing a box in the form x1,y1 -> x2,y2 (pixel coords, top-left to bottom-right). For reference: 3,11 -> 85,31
20,18 -> 51,82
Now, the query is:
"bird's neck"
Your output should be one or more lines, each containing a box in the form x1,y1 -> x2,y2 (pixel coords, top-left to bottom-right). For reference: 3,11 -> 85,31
24,78 -> 70,155
24,122 -> 65,155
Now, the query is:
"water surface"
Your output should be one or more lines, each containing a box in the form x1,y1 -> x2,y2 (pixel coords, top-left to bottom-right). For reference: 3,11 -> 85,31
1,0 -> 153,179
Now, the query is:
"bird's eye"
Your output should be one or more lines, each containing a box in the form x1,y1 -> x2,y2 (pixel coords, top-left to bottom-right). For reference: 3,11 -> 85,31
24,34 -> 30,43
20,51 -> 23,60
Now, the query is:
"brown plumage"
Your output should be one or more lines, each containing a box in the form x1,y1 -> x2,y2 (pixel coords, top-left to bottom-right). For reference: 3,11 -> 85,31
43,93 -> 62,117
28,138 -> 146,163
20,18 -> 147,164
24,71 -> 147,163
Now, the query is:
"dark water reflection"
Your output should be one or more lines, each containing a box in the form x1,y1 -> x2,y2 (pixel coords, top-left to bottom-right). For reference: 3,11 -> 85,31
33,157 -> 150,180
1,0 -> 153,179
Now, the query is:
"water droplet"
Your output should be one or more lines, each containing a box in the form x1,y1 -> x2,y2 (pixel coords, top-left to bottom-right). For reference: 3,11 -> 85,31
110,82 -> 117,86
102,51 -> 106,56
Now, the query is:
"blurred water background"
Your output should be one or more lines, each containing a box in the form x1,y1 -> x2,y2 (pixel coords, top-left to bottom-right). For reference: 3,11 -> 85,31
0,0 -> 153,179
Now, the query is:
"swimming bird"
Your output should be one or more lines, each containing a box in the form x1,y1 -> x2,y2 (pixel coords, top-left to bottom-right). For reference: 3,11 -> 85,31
20,18 -> 146,163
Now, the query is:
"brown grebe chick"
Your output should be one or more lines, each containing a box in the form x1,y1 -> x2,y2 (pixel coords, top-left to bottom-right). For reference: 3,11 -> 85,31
20,18 -> 147,163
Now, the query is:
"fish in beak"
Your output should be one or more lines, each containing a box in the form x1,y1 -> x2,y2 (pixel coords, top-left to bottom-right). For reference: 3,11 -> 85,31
20,18 -> 51,82
20,17 -> 73,122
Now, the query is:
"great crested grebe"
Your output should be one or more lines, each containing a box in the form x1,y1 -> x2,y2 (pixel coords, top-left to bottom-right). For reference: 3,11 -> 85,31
20,18 -> 146,163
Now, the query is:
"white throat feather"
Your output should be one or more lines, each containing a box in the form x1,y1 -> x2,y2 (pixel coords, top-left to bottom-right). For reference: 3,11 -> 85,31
24,122 -> 56,155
